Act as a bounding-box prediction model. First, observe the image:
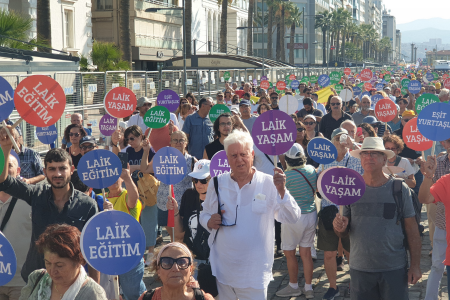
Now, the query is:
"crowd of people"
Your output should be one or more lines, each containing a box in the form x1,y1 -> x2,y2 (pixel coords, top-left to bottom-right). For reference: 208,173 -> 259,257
0,67 -> 448,300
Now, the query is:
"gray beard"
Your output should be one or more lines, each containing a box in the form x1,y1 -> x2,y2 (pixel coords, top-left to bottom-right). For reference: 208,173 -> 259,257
362,107 -> 370,112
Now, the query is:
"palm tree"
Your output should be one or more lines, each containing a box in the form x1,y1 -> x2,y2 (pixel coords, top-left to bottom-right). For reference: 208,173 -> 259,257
90,41 -> 131,71
36,0 -> 51,52
332,8 -> 351,63
119,0 -> 132,67
247,0 -> 254,56
266,0 -> 277,59
219,0 -> 228,53
286,5 -> 302,65
315,11 -> 332,66
0,10 -> 35,49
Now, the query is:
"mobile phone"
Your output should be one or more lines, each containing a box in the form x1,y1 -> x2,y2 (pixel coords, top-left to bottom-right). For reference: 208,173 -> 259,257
356,127 -> 363,137
117,152 -> 128,169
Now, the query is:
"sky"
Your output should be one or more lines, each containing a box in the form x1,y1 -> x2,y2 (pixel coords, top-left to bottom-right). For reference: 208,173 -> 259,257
386,0 -> 450,24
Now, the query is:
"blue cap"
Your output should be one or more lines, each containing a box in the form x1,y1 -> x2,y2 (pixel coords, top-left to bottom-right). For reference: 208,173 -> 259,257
79,135 -> 97,146
239,100 -> 251,106
362,116 -> 380,125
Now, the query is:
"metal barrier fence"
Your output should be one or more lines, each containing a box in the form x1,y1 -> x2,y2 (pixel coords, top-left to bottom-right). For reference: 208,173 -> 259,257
2,66 -> 384,154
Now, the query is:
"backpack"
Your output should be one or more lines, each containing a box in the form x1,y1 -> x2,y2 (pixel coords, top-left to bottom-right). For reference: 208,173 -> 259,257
392,178 -> 422,249
143,287 -> 205,300
136,172 -> 160,207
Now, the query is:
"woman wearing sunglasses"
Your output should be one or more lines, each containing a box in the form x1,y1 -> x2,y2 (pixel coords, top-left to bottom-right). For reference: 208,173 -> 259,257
139,242 -> 214,300
63,124 -> 87,168
166,160 -> 211,278
303,115 -> 323,140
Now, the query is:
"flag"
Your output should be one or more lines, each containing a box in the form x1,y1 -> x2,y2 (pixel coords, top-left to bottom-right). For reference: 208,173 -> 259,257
167,185 -> 175,227
316,85 -> 335,104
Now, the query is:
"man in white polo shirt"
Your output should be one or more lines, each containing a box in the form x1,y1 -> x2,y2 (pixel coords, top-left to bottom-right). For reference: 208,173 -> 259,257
0,155 -> 32,300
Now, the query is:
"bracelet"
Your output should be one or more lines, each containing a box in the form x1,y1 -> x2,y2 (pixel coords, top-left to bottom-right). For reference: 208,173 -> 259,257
174,211 -> 179,217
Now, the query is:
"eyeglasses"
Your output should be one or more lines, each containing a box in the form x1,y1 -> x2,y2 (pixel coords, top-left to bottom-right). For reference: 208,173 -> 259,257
304,122 -> 315,126
81,145 -> 95,150
69,133 -> 80,137
385,147 -> 397,151
219,122 -> 232,127
193,178 -> 209,184
271,97 -> 278,100
159,257 -> 191,270
171,139 -> 186,144
297,128 -> 305,132
330,102 -> 341,106
360,151 -> 384,158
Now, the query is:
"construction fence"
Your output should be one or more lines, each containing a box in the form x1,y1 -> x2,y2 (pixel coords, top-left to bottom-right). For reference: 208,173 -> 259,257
1,66 -> 383,154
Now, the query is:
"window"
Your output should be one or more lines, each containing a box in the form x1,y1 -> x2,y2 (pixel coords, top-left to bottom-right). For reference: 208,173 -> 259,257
97,0 -> 113,10
64,10 -> 74,48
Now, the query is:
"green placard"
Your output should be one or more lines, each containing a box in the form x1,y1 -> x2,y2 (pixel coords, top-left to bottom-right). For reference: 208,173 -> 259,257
339,71 -> 344,78
285,80 -> 291,86
285,75 -> 290,81
384,74 -> 391,82
269,82 -> 273,88
209,104 -> 231,122
223,71 -> 231,81
401,87 -> 408,95
335,84 -> 343,94
415,94 -> 440,114
401,79 -> 410,89
330,71 -> 341,84
357,83 -> 364,89
433,72 -> 439,80
275,88 -> 281,93
310,75 -> 318,83
301,76 -> 309,83
144,106 -> 171,129
387,67 -> 391,71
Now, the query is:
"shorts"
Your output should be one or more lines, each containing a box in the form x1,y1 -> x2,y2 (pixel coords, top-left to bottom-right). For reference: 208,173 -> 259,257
281,210 -> 317,250
317,214 -> 350,252
140,204 -> 158,247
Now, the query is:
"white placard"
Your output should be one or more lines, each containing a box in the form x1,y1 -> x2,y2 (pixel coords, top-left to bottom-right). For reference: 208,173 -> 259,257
133,83 -> 140,90
187,79 -> 193,86
165,81 -> 170,87
88,84 -> 97,93
176,79 -> 179,86
111,83 -> 119,89
149,82 -> 155,89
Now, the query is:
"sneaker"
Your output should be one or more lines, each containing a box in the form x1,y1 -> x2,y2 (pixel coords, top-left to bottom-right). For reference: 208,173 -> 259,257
303,288 -> 314,299
144,253 -> 154,267
276,285 -> 302,297
311,247 -> 317,261
275,249 -> 284,258
336,256 -> 344,271
322,287 -> 340,300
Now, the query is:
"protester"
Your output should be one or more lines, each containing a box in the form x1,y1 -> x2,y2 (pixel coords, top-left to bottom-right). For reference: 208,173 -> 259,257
0,155 -> 31,299
175,97 -> 189,120
232,94 -> 240,104
167,160 -> 211,278
61,113 -> 92,149
204,113 -> 232,159
358,123 -> 376,140
124,125 -> 155,177
334,137 -> 421,298
387,104 -> 402,132
103,166 -> 145,300
257,103 -> 271,115
128,97 -> 153,133
362,115 -> 392,137
148,121 -> 178,153
109,127 -> 129,153
178,103 -> 194,130
276,144 -> 316,299
296,98 -> 323,122
303,114 -> 323,140
182,98 -> 214,160
10,129 -> 45,184
317,128 -> 363,300
199,129 -> 300,299
352,95 -> 372,126
319,96 -> 353,140
239,100 -> 258,133
383,135 -> 416,188
79,136 -> 98,156
270,92 -> 280,110
216,92 -> 225,104
141,131 -> 195,243
186,92 -> 198,105
224,90 -> 233,104
139,242 -> 215,300
63,124 -> 87,168
19,224 -> 107,299
396,98 -> 408,116
438,88 -> 449,102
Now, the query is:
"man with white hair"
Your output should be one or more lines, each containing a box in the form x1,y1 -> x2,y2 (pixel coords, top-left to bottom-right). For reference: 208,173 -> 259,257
352,95 -> 373,126
0,155 -> 32,300
318,96 -> 353,140
438,88 -> 449,103
200,130 -> 300,300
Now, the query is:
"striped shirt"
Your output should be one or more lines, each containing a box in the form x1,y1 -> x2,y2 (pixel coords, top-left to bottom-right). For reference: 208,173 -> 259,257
318,151 -> 364,208
433,154 -> 448,231
285,165 -> 317,214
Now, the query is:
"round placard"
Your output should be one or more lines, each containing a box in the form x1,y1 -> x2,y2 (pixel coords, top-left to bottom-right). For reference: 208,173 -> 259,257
370,94 -> 383,110
251,110 -> 296,155
260,80 -> 270,90
339,89 -> 352,102
279,95 -> 298,114
375,99 -> 397,122
290,80 -> 300,90
318,74 -> 330,87
360,69 -> 372,82
104,87 -> 137,119
0,76 -> 15,122
77,149 -> 122,189
143,106 -> 171,129
289,74 -> 296,80
14,75 -> 66,127
209,150 -> 230,177
36,125 -> 58,144
276,81 -> 286,90
209,104 -> 231,123
403,118 -> 433,151
99,114 -> 117,136
415,94 -> 440,114
81,210 -> 146,275
0,232 -> 16,286
153,147 -> 187,185
408,80 -> 421,94
307,137 -> 337,165
310,75 -> 318,83
329,72 -> 341,84
344,68 -> 351,76
417,102 -> 450,141
157,90 -> 180,112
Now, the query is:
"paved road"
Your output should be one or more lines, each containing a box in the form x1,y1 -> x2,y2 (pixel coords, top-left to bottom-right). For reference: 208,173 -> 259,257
143,208 -> 448,299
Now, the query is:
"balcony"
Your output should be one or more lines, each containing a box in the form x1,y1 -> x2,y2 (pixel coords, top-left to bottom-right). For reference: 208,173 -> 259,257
135,34 -> 182,50
134,0 -> 182,18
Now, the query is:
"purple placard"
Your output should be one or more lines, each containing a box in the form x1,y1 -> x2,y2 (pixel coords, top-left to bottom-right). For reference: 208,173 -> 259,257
252,79 -> 257,85
99,114 -> 117,136
210,150 -> 230,177
157,90 -> 180,112
251,110 -> 296,155
348,77 -> 355,84
261,76 -> 268,81
318,167 -> 365,205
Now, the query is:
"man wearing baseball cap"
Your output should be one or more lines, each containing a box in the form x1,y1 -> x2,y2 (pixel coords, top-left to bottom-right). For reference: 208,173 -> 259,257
334,137 -> 421,298
79,136 -> 98,156
239,100 -> 257,133
127,97 -> 153,133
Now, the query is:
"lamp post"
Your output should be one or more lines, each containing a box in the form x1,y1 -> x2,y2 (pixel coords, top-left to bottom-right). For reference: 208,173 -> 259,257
146,5 -> 187,95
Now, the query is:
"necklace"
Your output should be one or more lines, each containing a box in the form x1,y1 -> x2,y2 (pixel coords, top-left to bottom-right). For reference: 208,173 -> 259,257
53,284 -> 64,299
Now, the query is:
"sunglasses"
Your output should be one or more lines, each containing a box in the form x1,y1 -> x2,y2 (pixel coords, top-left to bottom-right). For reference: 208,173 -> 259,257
330,102 -> 341,106
69,133 -> 80,137
81,145 -> 95,150
128,136 -> 140,141
297,128 -> 305,132
193,178 -> 209,184
403,119 -> 411,122
304,122 -> 315,126
271,97 -> 278,100
159,257 -> 191,270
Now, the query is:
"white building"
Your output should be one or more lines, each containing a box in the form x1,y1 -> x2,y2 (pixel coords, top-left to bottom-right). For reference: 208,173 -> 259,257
382,12 -> 396,62
0,0 -> 92,57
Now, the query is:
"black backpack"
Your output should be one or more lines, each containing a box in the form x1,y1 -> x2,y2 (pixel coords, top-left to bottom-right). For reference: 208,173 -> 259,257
143,287 -> 205,300
392,178 -> 422,250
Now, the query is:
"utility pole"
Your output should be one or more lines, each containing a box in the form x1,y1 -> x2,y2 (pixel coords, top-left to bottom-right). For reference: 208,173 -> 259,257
410,43 -> 414,63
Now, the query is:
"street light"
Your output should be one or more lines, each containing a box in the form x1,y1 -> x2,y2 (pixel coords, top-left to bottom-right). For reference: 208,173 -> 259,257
146,6 -> 187,95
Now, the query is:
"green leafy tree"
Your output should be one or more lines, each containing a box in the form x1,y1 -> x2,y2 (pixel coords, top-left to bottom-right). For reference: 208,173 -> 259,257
314,10 -> 332,65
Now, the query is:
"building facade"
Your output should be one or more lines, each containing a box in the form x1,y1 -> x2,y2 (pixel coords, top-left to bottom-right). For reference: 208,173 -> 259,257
382,12 -> 396,62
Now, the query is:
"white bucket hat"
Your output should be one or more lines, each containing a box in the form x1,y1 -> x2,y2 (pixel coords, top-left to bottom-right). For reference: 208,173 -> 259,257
350,137 -> 395,159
